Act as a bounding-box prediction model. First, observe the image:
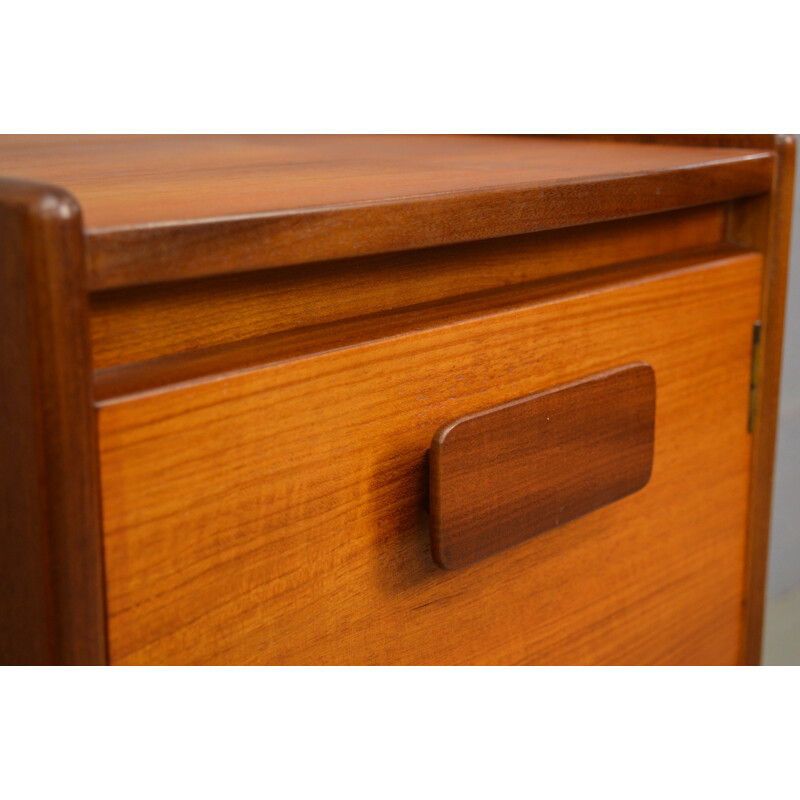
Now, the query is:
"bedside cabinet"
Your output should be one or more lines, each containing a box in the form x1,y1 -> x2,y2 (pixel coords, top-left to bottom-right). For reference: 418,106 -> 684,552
0,135 -> 793,664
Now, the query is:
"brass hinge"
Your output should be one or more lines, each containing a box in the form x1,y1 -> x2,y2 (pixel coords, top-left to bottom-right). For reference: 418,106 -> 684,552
748,321 -> 762,433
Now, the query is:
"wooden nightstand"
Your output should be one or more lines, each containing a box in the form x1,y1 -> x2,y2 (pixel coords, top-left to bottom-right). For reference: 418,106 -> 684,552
0,135 -> 793,664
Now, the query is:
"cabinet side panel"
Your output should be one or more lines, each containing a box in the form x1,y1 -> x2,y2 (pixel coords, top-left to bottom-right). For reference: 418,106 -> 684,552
0,180 -> 106,665
729,136 -> 796,664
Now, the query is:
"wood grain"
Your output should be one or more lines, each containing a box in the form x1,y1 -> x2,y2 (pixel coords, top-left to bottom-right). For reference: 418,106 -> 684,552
727,135 -> 797,664
94,244 -> 748,402
560,135 -> 797,663
0,135 -> 790,667
0,136 -> 773,289
430,364 -> 655,570
0,179 -> 106,665
97,249 -> 761,665
90,205 -> 726,370
555,135 -> 785,149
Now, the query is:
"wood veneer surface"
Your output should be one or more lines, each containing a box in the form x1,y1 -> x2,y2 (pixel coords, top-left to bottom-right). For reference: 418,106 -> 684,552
430,364 -> 656,569
97,249 -> 761,664
89,205 -> 726,370
0,179 -> 106,665
0,135 -> 773,288
0,135 -> 792,667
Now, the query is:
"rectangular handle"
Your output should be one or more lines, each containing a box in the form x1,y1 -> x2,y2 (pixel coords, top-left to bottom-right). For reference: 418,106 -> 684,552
429,363 -> 656,569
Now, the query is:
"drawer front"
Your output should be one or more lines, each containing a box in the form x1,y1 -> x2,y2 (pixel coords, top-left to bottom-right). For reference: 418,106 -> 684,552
98,252 -> 761,664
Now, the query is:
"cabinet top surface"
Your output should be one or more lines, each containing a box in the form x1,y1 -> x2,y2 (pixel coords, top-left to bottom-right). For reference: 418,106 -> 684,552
0,135 -> 775,289
0,134 -> 769,229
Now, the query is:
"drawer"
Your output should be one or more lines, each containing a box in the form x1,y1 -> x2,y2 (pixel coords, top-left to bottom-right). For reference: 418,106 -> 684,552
97,249 -> 762,664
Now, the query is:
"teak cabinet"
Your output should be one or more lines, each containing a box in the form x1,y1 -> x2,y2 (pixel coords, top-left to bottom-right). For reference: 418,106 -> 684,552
0,135 -> 794,665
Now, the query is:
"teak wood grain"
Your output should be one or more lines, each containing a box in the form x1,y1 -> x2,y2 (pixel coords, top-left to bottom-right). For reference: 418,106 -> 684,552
728,135 -> 796,663
97,250 -> 761,665
0,179 -> 106,665
1,135 -> 794,666
564,134 -> 796,664
430,364 -> 656,570
93,245 -> 746,402
89,205 -> 725,370
0,135 -> 773,288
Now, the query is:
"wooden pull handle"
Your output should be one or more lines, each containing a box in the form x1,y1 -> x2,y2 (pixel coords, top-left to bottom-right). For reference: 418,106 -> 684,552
429,363 -> 656,569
